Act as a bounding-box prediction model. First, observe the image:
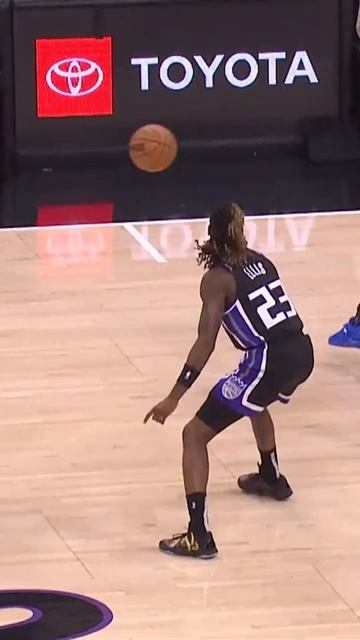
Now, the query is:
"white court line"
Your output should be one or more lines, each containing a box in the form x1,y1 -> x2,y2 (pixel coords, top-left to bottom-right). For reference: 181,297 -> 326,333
122,222 -> 167,263
2,208 -> 360,234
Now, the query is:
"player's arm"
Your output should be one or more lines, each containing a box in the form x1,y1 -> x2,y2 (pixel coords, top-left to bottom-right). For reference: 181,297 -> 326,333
169,269 -> 227,401
144,269 -> 227,424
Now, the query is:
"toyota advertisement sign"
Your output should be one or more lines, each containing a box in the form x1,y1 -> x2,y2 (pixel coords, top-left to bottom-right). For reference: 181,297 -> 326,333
13,0 -> 341,159
36,37 -> 113,117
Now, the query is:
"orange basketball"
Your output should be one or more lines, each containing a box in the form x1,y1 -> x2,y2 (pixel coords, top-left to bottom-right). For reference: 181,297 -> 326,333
129,124 -> 178,173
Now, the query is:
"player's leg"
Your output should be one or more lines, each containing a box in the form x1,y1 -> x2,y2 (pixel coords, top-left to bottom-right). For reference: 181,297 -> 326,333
237,408 -> 293,501
182,417 -> 214,495
159,396 -> 242,559
250,406 -> 276,452
328,303 -> 360,348
238,334 -> 314,500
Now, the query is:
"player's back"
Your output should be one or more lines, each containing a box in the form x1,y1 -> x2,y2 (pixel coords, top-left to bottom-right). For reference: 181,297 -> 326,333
222,250 -> 303,350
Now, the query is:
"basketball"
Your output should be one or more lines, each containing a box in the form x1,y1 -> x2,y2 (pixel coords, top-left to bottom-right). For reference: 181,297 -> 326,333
129,124 -> 178,173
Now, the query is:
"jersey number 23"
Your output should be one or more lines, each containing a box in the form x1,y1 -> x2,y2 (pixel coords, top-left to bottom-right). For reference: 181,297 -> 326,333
248,278 -> 297,330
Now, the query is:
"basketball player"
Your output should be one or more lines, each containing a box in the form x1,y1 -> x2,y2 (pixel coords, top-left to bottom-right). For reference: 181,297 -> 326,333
144,204 -> 314,559
328,304 -> 360,348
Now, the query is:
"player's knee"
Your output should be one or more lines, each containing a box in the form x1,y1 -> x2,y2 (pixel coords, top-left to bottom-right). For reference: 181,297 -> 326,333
182,420 -> 212,447
182,422 -> 197,447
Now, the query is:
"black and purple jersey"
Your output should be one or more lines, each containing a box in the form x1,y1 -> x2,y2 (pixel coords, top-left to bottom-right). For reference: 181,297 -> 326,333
221,251 -> 304,350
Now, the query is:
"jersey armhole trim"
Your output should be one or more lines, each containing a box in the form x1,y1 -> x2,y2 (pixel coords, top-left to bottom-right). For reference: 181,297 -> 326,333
224,300 -> 237,315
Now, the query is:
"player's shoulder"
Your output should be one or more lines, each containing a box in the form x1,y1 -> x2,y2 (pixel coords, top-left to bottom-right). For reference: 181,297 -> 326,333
202,265 -> 232,285
200,265 -> 234,297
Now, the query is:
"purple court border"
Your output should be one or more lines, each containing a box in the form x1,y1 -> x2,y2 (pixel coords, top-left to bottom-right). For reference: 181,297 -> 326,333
0,589 -> 113,639
0,606 -> 43,630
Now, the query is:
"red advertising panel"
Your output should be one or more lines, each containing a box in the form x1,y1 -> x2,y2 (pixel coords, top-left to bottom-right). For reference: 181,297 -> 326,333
36,37 -> 113,118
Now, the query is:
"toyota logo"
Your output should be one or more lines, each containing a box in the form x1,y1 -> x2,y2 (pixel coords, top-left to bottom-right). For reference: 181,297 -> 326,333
46,58 -> 104,97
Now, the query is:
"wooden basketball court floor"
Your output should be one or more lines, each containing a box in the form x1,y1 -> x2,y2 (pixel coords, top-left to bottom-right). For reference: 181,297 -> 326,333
0,210 -> 359,639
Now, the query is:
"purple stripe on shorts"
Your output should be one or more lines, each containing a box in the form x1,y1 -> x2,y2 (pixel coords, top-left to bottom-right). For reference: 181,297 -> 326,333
213,344 -> 266,417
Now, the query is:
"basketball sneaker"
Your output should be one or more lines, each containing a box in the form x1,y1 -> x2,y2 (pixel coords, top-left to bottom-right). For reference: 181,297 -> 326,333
238,466 -> 293,501
159,528 -> 218,559
328,304 -> 360,348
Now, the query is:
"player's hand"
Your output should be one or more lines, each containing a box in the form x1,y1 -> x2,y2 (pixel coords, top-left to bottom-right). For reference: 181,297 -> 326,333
144,396 -> 178,425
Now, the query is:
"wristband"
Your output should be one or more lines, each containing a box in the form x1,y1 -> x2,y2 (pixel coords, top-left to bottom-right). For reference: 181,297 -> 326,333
177,364 -> 200,388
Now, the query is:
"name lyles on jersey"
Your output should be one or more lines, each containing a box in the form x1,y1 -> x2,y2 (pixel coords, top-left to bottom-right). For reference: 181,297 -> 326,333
243,262 -> 266,280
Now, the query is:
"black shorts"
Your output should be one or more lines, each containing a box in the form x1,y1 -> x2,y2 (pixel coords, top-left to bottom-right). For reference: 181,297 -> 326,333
196,333 -> 314,432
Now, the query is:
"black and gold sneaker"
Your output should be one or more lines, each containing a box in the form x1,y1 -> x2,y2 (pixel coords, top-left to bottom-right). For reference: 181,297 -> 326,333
238,467 -> 293,501
159,529 -> 218,559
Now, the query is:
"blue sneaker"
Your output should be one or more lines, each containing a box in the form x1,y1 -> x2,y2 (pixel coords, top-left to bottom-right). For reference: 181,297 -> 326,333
328,305 -> 360,348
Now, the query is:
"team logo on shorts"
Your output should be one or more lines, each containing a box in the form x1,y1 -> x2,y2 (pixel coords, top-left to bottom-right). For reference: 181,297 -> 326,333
222,376 -> 246,400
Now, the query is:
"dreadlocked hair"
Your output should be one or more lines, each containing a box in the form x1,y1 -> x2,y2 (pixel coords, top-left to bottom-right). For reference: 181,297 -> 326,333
196,203 -> 248,269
